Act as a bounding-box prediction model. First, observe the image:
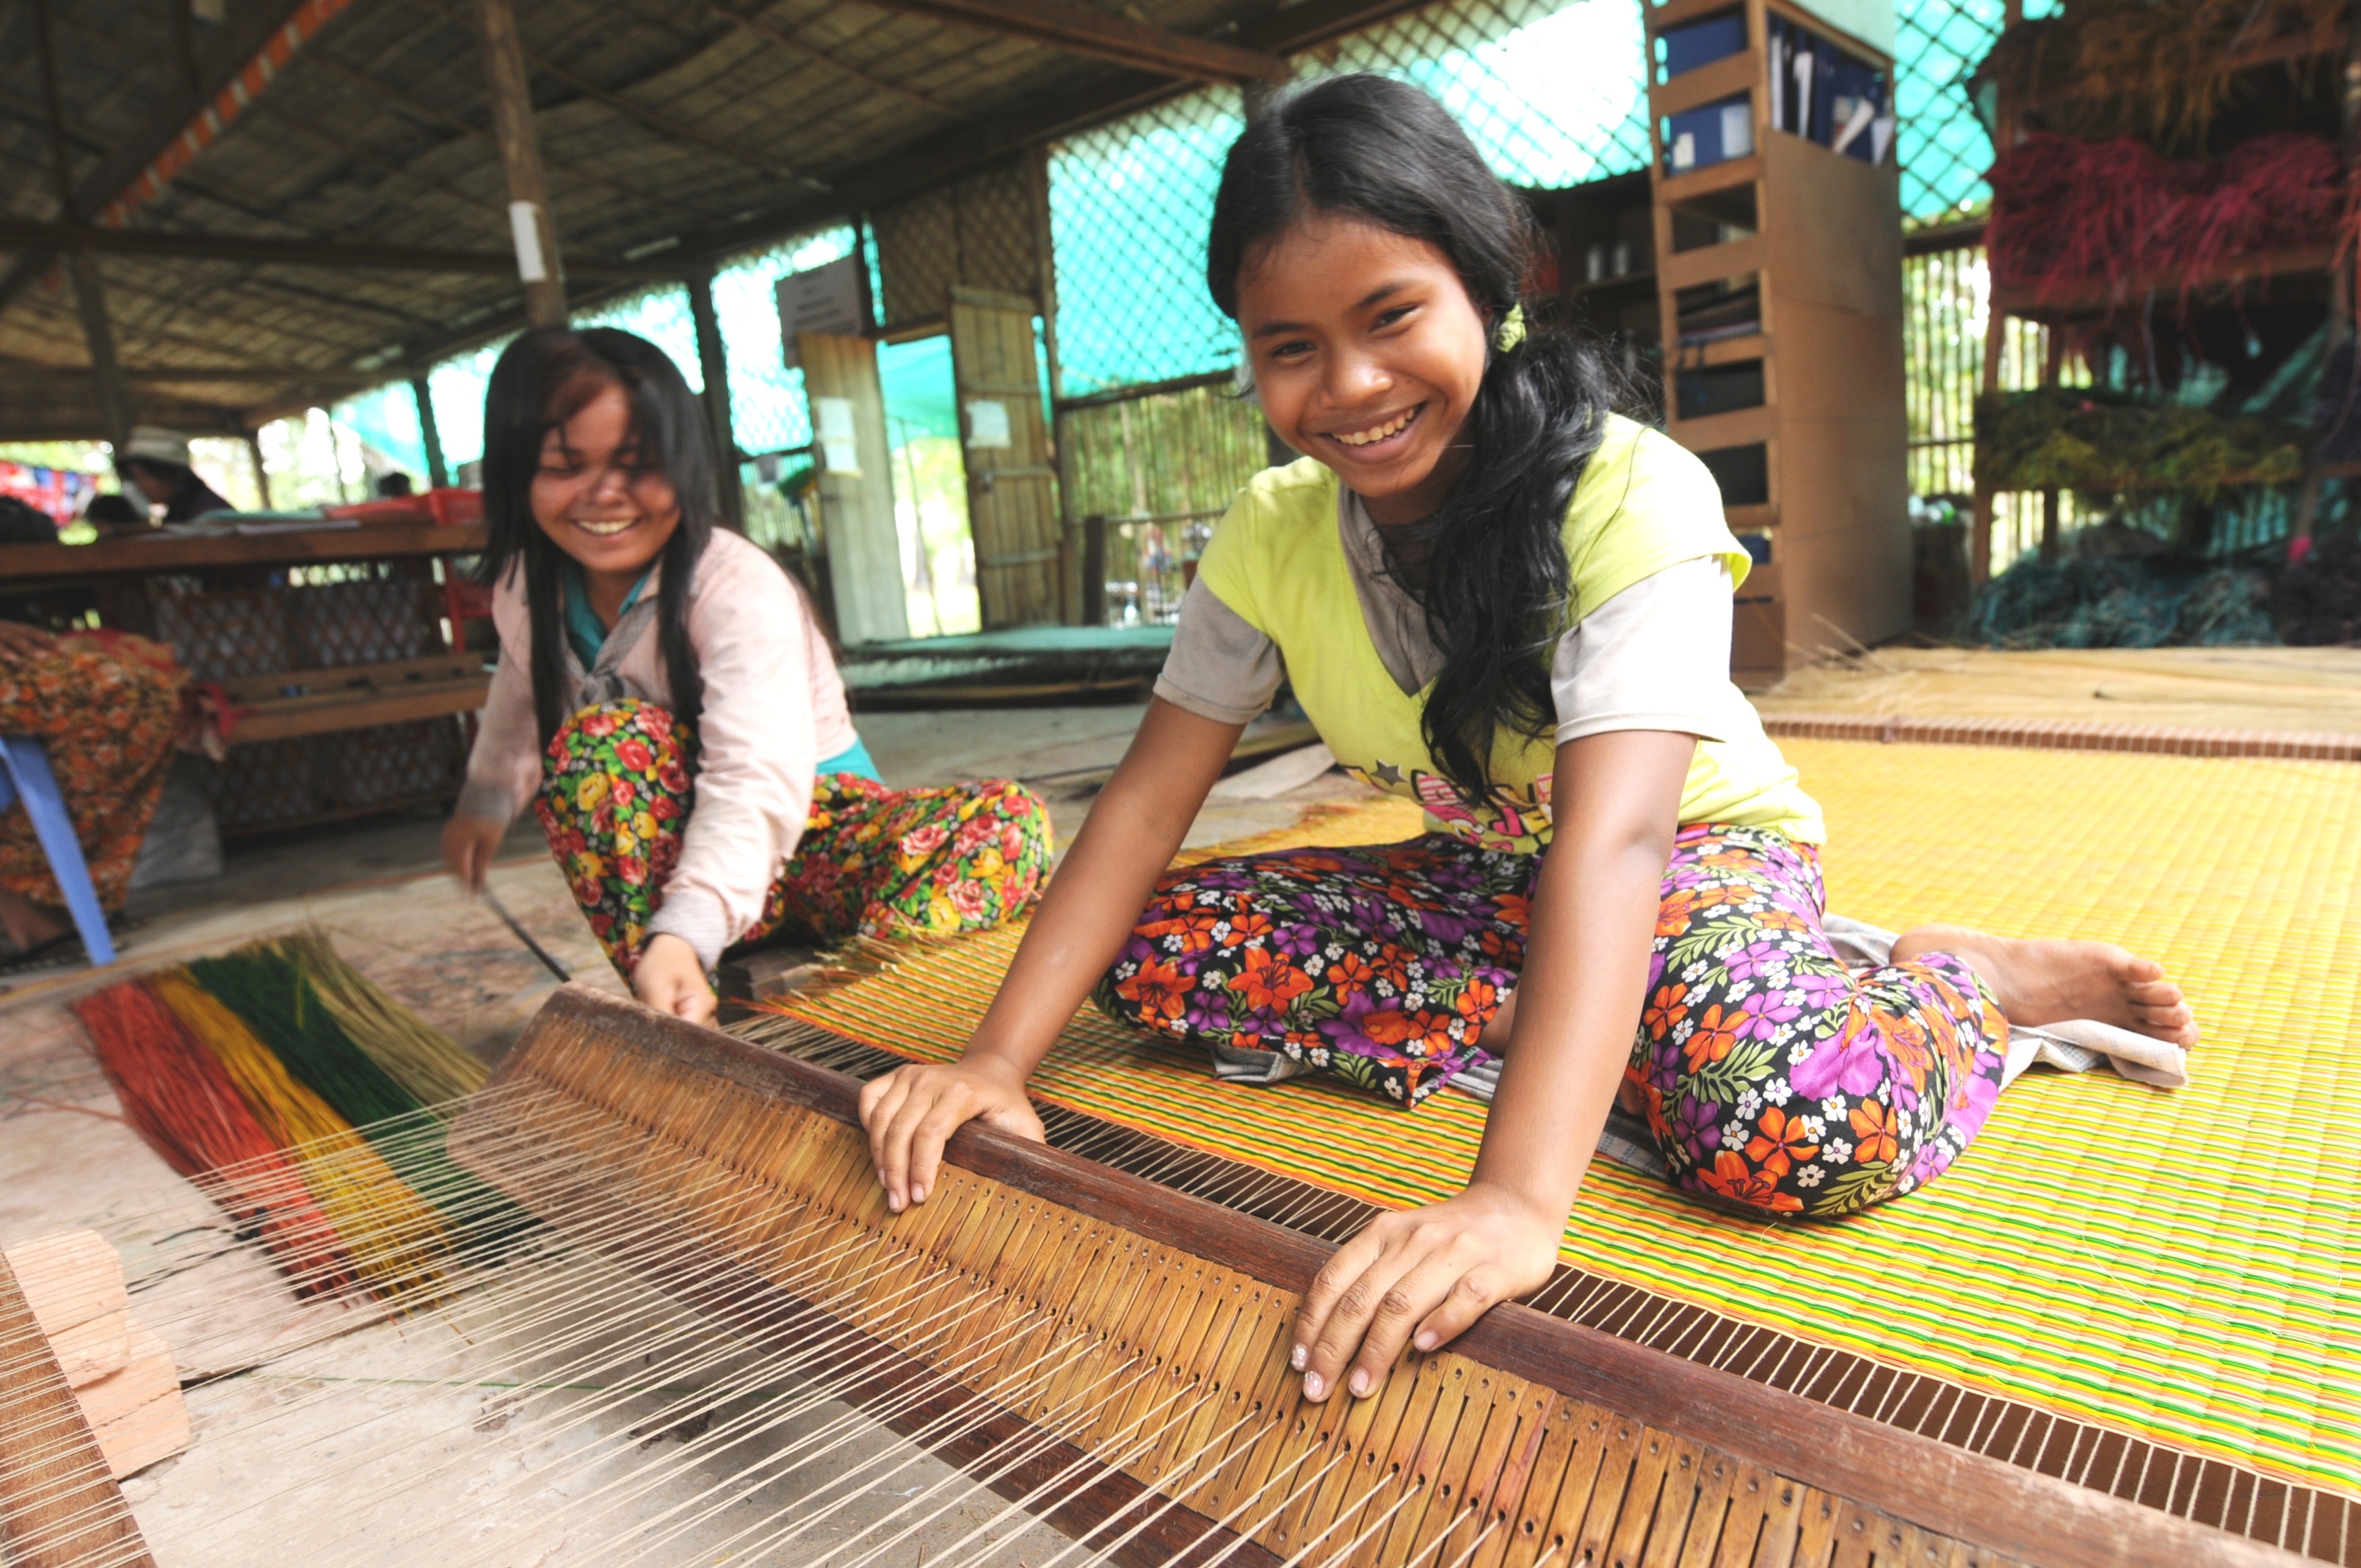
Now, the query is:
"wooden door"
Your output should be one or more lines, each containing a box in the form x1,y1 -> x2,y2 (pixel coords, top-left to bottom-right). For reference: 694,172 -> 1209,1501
948,286 -> 1059,628
799,330 -> 909,646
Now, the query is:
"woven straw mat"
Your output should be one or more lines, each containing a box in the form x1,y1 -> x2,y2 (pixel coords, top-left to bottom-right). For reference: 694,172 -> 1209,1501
767,738 -> 2361,1498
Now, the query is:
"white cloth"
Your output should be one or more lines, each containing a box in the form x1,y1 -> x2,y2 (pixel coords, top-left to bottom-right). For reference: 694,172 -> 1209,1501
1820,915 -> 2192,1088
458,529 -> 858,970
1156,487 -> 1740,744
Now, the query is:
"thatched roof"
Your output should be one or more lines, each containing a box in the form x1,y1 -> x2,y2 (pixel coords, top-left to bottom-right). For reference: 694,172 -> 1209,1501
0,0 -> 1400,442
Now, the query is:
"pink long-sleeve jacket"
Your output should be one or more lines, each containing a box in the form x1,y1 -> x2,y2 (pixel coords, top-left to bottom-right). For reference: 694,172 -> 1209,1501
456,527 -> 859,967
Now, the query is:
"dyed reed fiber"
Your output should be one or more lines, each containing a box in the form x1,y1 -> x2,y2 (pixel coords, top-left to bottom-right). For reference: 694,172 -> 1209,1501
184,949 -> 424,1132
69,979 -> 357,1296
179,945 -> 515,1236
275,931 -> 489,1104
149,970 -> 451,1304
764,746 -> 2361,1500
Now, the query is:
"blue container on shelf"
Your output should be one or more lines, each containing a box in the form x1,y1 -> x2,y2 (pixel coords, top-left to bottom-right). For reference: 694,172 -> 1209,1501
1664,94 -> 1754,173
1657,11 -> 1748,79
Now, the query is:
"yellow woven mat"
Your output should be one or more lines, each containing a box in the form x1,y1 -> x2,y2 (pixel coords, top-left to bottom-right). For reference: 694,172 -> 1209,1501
772,740 -> 2361,1497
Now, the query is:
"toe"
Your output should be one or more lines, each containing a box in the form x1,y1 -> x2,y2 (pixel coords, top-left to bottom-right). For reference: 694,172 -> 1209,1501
2110,950 -> 2165,985
2126,978 -> 2183,1008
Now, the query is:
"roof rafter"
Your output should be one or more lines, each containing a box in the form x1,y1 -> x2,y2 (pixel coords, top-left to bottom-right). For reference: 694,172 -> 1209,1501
835,0 -> 1288,83
698,0 -> 974,121
409,0 -> 831,192
0,0 -> 320,316
0,219 -> 687,279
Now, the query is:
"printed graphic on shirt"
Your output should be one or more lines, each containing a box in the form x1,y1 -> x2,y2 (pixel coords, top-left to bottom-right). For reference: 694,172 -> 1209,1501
1343,761 -> 1554,854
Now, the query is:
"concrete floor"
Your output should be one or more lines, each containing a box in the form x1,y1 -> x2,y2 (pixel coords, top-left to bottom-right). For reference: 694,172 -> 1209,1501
0,700 -> 1363,1567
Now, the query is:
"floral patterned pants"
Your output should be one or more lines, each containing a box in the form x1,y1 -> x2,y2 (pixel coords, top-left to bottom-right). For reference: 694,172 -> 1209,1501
0,647 -> 180,914
1094,823 -> 2009,1218
537,700 -> 1052,977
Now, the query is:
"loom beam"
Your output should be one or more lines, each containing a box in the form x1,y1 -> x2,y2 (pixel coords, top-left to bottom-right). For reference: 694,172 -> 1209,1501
456,984 -> 2306,1568
0,1253 -> 154,1568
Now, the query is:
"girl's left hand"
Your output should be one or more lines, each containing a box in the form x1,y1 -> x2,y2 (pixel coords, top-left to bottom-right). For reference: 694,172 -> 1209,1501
634,933 -> 717,1025
1291,1183 -> 1561,1402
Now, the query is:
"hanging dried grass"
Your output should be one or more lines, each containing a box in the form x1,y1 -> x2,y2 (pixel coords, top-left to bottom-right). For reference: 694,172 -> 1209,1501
1988,132 -> 2343,306
1976,388 -> 2310,498
1972,0 -> 2344,148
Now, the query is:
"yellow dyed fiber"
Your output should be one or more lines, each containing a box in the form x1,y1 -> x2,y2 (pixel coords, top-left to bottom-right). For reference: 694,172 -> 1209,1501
766,743 -> 2361,1499
151,970 -> 452,1304
271,932 -> 490,1106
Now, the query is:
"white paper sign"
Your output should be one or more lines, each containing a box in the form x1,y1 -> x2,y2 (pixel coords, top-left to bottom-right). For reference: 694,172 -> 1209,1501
816,397 -> 861,476
964,399 -> 1013,451
775,255 -> 869,370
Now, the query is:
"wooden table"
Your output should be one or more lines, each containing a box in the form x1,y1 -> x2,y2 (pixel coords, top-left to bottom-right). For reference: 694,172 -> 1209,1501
0,522 -> 489,588
2,521 -> 497,835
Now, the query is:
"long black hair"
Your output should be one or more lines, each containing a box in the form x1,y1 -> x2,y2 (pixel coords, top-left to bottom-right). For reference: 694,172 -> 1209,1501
1206,73 -> 1620,804
476,327 -> 717,748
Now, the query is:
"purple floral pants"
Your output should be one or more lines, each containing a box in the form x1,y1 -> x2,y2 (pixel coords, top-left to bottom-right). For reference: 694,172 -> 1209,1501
1093,822 -> 2009,1217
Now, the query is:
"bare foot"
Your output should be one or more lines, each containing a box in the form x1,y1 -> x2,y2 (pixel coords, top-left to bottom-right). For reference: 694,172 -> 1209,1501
0,888 -> 69,954
1890,923 -> 2199,1050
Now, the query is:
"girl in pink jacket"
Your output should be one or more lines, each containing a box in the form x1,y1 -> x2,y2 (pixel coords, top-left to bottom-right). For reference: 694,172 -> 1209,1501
443,327 -> 1050,1022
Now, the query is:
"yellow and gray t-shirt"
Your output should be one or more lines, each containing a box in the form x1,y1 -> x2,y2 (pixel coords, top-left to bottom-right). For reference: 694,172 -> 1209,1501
1154,413 -> 1824,853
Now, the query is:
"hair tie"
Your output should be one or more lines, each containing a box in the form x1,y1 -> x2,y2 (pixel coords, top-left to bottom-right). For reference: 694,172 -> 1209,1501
1494,305 -> 1527,352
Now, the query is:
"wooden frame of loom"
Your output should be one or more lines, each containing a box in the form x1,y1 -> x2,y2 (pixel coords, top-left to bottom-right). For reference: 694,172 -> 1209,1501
453,986 -> 2300,1568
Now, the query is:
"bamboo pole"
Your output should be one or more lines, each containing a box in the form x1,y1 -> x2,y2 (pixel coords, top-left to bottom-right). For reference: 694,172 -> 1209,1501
479,0 -> 567,329
686,267 -> 744,529
412,377 -> 450,490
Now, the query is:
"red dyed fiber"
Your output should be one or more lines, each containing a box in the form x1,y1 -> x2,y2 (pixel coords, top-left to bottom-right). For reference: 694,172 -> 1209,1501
71,979 -> 356,1296
1989,132 -> 2343,308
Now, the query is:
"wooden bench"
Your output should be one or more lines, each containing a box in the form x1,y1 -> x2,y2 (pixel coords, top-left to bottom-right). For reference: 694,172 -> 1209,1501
217,653 -> 492,745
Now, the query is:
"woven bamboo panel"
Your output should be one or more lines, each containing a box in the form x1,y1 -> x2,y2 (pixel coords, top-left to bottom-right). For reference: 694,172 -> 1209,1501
289,578 -> 438,668
148,589 -> 292,682
874,153 -> 1045,327
215,716 -> 466,835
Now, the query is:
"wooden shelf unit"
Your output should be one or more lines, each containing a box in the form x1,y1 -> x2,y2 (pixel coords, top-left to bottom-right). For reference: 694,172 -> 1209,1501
1643,0 -> 1911,685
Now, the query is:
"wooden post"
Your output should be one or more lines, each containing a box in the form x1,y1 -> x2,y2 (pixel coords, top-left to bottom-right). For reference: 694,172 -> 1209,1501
1971,295 -> 2007,585
1081,513 -> 1108,626
245,431 -> 273,509
685,266 -> 744,529
2295,1 -> 2361,555
411,376 -> 449,490
479,0 -> 567,329
33,0 -> 131,449
2037,327 -> 2063,562
0,1254 -> 156,1568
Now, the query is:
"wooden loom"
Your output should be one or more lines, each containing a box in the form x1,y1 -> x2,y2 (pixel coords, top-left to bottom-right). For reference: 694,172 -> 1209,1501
4,985 -> 2310,1567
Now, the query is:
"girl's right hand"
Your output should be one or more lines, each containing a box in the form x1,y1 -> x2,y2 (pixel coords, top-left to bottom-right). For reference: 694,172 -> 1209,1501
0,623 -> 56,664
859,1056 -> 1045,1213
443,813 -> 505,893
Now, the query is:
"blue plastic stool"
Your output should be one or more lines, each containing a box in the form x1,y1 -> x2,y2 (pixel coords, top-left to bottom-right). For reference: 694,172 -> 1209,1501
0,737 -> 116,967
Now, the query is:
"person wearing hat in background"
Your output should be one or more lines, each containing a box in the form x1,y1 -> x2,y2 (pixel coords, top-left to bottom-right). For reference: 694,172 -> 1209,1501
115,427 -> 232,523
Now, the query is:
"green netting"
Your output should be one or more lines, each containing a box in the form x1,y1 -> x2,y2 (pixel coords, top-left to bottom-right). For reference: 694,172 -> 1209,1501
1048,90 -> 1247,398
1324,0 -> 1653,187
377,0 -> 2026,468
716,226 -> 861,456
